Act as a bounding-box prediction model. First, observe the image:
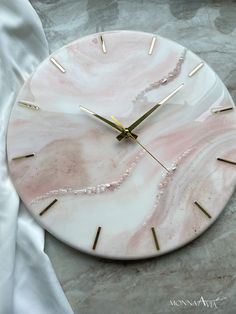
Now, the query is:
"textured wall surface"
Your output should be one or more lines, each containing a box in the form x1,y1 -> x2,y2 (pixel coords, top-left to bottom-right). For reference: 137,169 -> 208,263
30,1 -> 236,313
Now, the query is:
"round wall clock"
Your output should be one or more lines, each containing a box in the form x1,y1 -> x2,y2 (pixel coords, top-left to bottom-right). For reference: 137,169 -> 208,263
7,30 -> 236,260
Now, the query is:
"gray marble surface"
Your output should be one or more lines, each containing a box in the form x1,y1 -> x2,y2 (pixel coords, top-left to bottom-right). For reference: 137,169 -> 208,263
30,1 -> 236,313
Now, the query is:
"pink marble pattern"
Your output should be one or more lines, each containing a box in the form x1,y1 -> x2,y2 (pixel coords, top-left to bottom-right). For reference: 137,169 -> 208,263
7,31 -> 236,259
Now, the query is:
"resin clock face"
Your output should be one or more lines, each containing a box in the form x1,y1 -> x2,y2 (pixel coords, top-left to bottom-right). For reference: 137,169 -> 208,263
7,30 -> 236,260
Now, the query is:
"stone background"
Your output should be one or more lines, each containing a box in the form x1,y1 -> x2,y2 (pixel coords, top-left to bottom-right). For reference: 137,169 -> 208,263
29,1 -> 236,313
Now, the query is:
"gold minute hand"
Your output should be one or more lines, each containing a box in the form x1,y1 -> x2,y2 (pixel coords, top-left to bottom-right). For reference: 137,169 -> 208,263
116,83 -> 184,141
111,116 -> 170,172
80,106 -> 138,138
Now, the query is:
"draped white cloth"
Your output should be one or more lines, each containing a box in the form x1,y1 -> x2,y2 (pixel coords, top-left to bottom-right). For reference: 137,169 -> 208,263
0,1 -> 73,313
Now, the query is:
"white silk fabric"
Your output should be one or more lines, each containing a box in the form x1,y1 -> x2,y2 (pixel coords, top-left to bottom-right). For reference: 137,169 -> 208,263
0,1 -> 73,313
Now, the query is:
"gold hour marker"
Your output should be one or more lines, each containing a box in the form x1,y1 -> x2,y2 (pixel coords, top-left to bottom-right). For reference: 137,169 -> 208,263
217,157 -> 236,165
18,101 -> 40,111
100,35 -> 107,54
211,106 -> 234,114
151,227 -> 160,250
50,57 -> 66,73
39,199 -> 58,216
92,226 -> 102,250
12,153 -> 35,161
188,62 -> 204,77
194,201 -> 212,219
148,36 -> 157,55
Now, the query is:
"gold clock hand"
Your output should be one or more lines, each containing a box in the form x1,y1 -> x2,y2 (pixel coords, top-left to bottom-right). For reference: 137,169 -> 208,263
80,106 -> 138,139
129,136 -> 170,172
116,83 -> 184,141
111,116 -> 170,172
80,106 -> 123,132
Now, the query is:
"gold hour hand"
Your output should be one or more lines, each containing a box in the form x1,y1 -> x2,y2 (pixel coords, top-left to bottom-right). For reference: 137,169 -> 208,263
80,106 -> 138,138
116,83 -> 184,141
